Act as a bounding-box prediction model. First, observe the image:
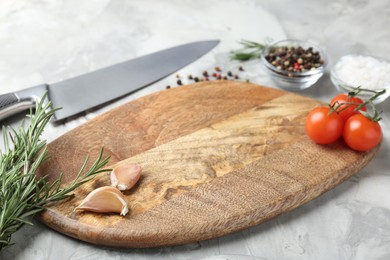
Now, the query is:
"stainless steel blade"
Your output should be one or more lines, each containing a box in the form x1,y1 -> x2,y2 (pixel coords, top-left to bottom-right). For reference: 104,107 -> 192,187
49,40 -> 219,121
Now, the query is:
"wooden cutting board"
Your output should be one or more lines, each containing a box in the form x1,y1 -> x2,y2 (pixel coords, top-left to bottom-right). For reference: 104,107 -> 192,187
38,81 -> 378,248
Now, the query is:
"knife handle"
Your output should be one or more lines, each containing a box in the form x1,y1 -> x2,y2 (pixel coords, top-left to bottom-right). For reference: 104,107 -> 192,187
0,84 -> 48,122
0,93 -> 19,109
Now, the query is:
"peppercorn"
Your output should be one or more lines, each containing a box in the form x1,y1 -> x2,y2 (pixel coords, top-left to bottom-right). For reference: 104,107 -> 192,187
167,64 -> 249,88
265,44 -> 323,73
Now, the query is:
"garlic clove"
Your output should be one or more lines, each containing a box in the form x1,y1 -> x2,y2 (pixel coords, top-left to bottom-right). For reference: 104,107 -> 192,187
110,163 -> 142,191
76,186 -> 128,216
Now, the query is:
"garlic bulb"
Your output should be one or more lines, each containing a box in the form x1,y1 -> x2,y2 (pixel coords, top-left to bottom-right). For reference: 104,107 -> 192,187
110,163 -> 142,191
76,186 -> 128,216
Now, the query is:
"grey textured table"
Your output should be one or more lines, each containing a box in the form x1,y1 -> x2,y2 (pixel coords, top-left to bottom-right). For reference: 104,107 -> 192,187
1,1 -> 389,259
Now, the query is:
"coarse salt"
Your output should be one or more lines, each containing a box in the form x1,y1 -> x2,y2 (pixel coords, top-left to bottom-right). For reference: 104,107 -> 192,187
333,54 -> 390,90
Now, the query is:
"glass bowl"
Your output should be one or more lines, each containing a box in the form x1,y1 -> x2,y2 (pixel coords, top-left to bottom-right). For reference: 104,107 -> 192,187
331,54 -> 390,104
261,39 -> 327,91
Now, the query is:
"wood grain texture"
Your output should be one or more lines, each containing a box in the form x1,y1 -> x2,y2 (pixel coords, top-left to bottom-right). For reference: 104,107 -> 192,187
38,81 -> 378,248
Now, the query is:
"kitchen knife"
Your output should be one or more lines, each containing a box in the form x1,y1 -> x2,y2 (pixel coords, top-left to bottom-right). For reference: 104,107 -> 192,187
0,40 -> 219,122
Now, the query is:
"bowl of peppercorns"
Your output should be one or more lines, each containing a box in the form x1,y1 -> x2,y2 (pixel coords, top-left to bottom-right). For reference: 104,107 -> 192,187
261,39 -> 327,90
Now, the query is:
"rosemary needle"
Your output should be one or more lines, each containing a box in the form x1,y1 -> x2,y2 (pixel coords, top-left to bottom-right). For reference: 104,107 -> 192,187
0,93 -> 110,250
230,39 -> 268,61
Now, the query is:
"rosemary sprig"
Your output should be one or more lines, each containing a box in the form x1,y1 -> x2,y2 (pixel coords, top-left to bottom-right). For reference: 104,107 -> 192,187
0,94 -> 110,250
230,39 -> 270,61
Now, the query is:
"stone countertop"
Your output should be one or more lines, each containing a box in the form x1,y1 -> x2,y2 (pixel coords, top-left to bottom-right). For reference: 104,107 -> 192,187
1,0 -> 390,259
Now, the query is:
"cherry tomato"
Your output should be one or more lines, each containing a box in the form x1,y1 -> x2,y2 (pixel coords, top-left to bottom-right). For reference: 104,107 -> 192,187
305,106 -> 344,144
343,113 -> 382,151
330,94 -> 366,122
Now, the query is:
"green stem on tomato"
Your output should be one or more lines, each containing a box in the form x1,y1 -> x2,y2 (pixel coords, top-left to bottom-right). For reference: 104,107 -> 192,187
347,85 -> 385,96
330,86 -> 385,122
329,101 -> 359,114
354,89 -> 386,112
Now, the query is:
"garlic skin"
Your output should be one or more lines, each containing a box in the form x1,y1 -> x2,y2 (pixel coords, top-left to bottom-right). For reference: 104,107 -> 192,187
110,164 -> 142,191
76,186 -> 129,216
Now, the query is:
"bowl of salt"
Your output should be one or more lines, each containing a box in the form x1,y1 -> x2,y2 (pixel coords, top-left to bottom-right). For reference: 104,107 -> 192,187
331,54 -> 390,104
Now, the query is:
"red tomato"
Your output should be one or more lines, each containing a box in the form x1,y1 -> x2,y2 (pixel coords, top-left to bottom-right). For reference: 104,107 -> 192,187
343,113 -> 382,151
330,94 -> 366,122
305,106 -> 344,144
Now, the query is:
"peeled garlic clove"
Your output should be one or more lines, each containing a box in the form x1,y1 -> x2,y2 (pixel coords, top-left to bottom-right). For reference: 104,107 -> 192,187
76,186 -> 128,216
110,163 -> 142,191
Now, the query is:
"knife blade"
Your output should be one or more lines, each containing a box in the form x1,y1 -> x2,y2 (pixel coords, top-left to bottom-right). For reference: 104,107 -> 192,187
0,40 -> 219,122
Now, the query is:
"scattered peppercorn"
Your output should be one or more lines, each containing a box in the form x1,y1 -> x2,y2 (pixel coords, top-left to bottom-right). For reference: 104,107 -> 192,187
166,65 -> 247,88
